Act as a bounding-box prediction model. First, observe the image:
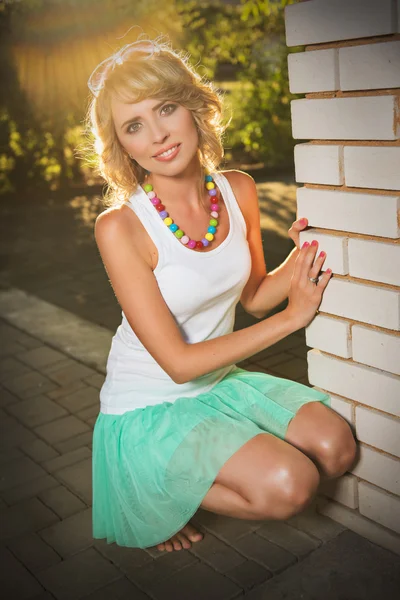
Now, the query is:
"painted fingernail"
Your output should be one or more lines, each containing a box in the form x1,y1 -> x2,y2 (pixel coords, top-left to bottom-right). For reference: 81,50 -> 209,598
311,240 -> 318,246
319,251 -> 326,257
302,241 -> 310,248
327,268 -> 332,273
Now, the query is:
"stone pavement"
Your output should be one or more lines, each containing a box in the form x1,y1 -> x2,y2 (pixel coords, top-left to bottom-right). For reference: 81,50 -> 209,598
1,180 -> 399,598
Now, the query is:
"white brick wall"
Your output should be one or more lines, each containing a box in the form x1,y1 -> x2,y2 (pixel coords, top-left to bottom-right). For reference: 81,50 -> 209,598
306,314 -> 351,358
348,238 -> 400,287
351,444 -> 400,497
344,146 -> 400,191
356,405 -> 400,458
297,187 -> 399,238
288,49 -> 338,93
352,325 -> 400,376
294,144 -> 343,185
299,229 -> 348,274
358,481 -> 400,534
329,394 -> 353,427
291,96 -> 398,141
285,0 -> 394,47
319,473 -> 358,509
340,41 -> 400,91
308,350 -> 400,417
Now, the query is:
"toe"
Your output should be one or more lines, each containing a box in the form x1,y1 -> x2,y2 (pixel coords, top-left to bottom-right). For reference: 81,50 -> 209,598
172,538 -> 182,551
165,541 -> 174,552
176,533 -> 191,549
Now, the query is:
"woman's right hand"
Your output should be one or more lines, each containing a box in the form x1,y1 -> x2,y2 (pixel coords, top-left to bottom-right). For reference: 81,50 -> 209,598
286,240 -> 332,329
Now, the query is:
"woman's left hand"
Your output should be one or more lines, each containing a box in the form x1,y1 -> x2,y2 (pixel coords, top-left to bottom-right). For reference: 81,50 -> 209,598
288,217 -> 308,250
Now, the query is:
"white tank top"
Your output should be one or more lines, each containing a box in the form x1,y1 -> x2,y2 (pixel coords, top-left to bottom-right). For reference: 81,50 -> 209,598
99,171 -> 252,414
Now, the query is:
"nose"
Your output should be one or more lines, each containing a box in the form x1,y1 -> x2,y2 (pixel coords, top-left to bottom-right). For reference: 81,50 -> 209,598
150,122 -> 169,151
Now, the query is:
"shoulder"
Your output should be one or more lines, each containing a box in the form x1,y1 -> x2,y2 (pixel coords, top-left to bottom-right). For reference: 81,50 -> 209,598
220,169 -> 258,232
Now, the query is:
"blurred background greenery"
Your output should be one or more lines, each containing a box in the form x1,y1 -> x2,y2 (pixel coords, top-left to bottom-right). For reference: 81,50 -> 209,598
0,0 -> 303,196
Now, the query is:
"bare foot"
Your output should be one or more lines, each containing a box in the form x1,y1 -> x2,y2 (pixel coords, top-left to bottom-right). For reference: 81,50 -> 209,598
156,521 -> 204,552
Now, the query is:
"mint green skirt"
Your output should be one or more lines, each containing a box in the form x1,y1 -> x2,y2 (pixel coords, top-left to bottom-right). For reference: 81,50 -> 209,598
92,367 -> 331,549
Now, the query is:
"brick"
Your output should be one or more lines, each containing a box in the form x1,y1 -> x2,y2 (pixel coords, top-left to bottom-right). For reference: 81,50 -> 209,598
34,415 -> 90,445
144,560 -> 242,600
0,497 -> 59,542
319,279 -> 400,330
0,414 -> 36,446
352,325 -> 400,376
353,444 -> 400,499
39,485 -> 86,519
308,350 -> 400,417
125,549 -> 198,590
288,48 -> 338,93
294,143 -> 342,185
82,577 -> 149,600
191,508 -> 261,542
319,473 -> 358,509
0,385 -> 19,407
77,403 -> 100,423
0,356 -> 31,378
47,379 -> 89,400
15,346 -> 66,369
297,187 -> 399,238
55,457 -> 92,504
233,531 -> 296,574
285,0 -> 394,47
316,496 -> 400,556
7,532 -> 61,572
359,481 -> 400,534
286,504 -> 346,542
43,447 -> 91,473
0,455 -> 47,492
39,507 -> 93,558
299,230 -> 348,275
2,474 -> 59,505
46,362 -> 97,386
20,438 -> 59,463
224,559 -> 271,592
54,431 -> 93,454
94,537 -> 152,570
2,369 -> 54,397
188,531 -> 246,573
0,340 -> 26,358
355,405 -> 400,458
0,445 -> 24,464
84,373 -> 105,389
57,386 -> 99,413
253,352 -> 293,370
269,357 -> 308,380
0,546 -> 44,599
340,41 -> 400,91
344,146 -> 400,191
291,96 -> 398,141
36,547 -> 121,600
329,395 -> 354,428
305,314 -> 351,358
7,395 -> 68,427
256,521 -> 320,558
348,238 -> 400,287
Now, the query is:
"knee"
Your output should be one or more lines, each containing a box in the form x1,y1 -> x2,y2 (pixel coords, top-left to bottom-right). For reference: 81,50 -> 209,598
317,425 -> 357,479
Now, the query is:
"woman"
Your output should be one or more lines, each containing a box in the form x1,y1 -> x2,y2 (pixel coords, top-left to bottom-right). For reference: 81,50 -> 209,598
86,36 -> 356,553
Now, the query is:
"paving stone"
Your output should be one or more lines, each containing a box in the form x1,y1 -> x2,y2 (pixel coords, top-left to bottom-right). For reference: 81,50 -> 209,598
8,395 -> 68,427
39,507 -> 93,558
41,358 -> 77,375
46,362 -> 97,386
288,344 -> 308,360
21,439 -> 60,463
0,545 -> 44,599
233,532 -> 297,574
0,445 -> 24,464
2,369 -> 54,397
57,387 -> 100,413
191,509 -> 263,543
15,346 -> 66,369
94,538 -> 153,570
243,530 -> 400,600
189,531 -> 247,573
0,384 -> 20,407
18,379 -> 59,400
47,380 -> 89,401
36,547 -> 122,600
0,340 -> 26,357
256,521 -> 321,559
82,577 -> 151,600
253,352 -> 294,369
0,356 -> 32,379
0,455 -> 48,492
43,447 -> 92,474
0,323 -> 41,349
146,560 -> 242,600
77,404 -> 100,423
270,358 -> 308,380
0,414 -> 37,446
125,548 -> 198,589
251,336 -> 304,362
39,486 -> 86,519
225,559 -> 272,592
0,497 -> 59,542
34,415 -> 90,445
54,431 -> 93,454
55,458 -> 92,504
83,373 -> 105,390
285,507 -> 346,542
2,474 -> 59,505
7,532 -> 61,572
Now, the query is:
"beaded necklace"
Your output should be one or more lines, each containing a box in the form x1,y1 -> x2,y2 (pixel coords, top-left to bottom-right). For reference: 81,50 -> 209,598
143,173 -> 219,250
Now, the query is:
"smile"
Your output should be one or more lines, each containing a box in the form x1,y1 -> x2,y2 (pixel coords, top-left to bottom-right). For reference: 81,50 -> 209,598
153,144 -> 181,161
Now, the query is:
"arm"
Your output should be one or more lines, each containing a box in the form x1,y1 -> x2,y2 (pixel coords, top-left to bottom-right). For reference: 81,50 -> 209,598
95,210 -> 301,385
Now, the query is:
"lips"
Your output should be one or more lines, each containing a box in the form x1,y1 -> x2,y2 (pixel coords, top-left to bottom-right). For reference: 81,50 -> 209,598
153,143 -> 181,158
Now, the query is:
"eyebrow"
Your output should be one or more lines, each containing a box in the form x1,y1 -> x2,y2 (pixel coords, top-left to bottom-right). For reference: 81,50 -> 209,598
121,100 -> 167,130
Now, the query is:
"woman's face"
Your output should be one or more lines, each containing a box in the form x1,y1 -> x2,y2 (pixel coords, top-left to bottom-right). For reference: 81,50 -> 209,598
111,96 -> 199,175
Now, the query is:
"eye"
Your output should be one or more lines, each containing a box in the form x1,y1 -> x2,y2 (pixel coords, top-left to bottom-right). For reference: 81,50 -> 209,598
127,122 -> 141,134
161,103 -> 176,114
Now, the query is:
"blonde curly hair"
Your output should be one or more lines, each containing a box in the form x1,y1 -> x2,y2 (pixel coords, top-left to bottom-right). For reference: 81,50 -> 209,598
85,35 -> 231,207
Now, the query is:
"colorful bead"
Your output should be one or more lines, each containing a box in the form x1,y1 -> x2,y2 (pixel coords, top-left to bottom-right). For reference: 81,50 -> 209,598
196,241 -> 204,249
206,182 -> 215,190
143,184 -> 153,192
164,217 -> 173,226
208,225 -> 216,234
156,203 -> 165,212
208,189 -> 217,196
175,229 -> 184,238
181,235 -> 190,245
159,210 -> 168,218
169,223 -> 179,232
209,218 -> 218,227
187,240 -> 196,249
211,204 -> 219,212
211,211 -> 219,218
147,191 -> 156,199
151,198 -> 160,205
205,233 -> 214,241
201,238 -> 209,246
205,175 -> 213,182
